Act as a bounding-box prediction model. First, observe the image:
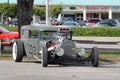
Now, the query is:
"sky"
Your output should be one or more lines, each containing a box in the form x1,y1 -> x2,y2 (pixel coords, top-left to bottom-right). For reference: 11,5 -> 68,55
0,0 -> 120,5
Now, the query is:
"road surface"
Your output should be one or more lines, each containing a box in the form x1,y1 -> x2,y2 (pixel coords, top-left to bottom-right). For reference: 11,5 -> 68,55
0,60 -> 120,80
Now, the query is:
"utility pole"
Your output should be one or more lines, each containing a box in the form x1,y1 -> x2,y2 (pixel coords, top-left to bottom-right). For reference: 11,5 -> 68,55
7,0 -> 9,24
0,4 -> 3,24
8,0 -> 9,4
46,0 -> 49,26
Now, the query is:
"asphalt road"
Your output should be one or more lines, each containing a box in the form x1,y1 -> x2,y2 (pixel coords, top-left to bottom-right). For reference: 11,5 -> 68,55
0,60 -> 120,80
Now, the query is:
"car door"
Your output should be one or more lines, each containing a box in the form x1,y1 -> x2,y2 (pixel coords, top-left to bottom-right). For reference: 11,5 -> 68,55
26,30 -> 40,59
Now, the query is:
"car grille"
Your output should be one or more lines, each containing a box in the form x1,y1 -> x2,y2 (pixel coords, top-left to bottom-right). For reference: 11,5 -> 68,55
61,41 -> 77,60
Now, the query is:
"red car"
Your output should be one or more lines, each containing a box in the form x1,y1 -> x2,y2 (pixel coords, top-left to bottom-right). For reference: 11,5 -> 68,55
0,26 -> 19,47
86,18 -> 101,27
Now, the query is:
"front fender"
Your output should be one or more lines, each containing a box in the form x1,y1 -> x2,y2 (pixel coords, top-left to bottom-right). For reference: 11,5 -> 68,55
10,39 -> 16,46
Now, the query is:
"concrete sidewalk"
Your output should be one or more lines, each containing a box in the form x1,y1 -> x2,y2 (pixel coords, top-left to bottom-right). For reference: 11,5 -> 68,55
73,37 -> 120,44
73,36 -> 120,42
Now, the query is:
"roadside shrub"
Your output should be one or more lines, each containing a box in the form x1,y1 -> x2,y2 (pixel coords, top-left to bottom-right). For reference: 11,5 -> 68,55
3,26 -> 18,32
3,26 -> 120,37
72,27 -> 120,37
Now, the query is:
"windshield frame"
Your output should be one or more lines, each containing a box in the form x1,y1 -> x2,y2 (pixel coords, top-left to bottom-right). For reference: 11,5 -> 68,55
40,31 -> 57,40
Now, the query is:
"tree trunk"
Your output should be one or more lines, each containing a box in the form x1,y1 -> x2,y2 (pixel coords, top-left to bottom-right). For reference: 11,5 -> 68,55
17,0 -> 34,38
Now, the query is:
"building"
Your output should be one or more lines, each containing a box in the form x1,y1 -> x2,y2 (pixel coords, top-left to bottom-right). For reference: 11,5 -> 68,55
38,0 -> 120,21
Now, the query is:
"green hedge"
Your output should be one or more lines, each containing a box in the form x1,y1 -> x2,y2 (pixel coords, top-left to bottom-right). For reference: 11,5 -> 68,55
3,26 -> 120,37
3,26 -> 18,32
72,27 -> 120,37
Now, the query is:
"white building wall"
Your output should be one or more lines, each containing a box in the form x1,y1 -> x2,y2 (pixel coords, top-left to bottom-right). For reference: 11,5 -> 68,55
109,7 -> 112,19
62,5 -> 120,21
83,6 -> 86,20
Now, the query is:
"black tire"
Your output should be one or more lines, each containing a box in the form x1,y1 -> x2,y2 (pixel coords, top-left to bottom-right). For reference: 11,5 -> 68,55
12,39 -> 24,62
1,40 -> 4,50
42,47 -> 48,67
91,46 -> 99,67
1,45 -> 4,50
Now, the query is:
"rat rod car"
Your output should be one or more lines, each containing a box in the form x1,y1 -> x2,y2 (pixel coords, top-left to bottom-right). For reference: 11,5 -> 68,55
12,25 -> 99,67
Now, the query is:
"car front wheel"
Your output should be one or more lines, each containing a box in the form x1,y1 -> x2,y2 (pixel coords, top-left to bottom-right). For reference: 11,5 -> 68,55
91,47 -> 99,67
12,39 -> 24,62
42,47 -> 48,67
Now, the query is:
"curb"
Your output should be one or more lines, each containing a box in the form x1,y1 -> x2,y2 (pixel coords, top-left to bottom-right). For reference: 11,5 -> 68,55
73,37 -> 120,44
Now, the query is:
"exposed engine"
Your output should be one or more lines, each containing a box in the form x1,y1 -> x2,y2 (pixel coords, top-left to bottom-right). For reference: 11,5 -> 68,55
45,28 -> 86,64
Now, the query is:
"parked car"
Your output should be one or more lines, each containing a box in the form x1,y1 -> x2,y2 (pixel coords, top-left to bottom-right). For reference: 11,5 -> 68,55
11,18 -> 18,26
12,24 -> 99,67
31,20 -> 53,26
92,19 -> 120,27
0,26 -> 19,49
63,21 -> 81,27
57,17 -> 73,25
86,18 -> 101,27
78,21 -> 86,27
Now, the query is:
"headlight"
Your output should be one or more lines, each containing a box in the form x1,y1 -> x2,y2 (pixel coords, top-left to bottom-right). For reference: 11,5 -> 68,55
77,47 -> 85,56
55,47 -> 64,56
48,47 -> 55,51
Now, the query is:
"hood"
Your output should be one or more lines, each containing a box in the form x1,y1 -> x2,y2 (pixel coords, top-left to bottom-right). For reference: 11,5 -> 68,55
0,31 -> 19,39
8,32 -> 19,38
